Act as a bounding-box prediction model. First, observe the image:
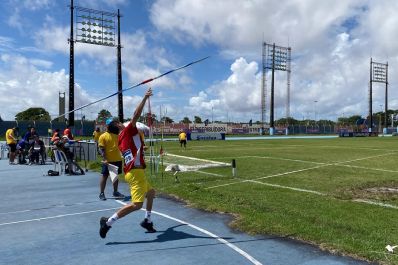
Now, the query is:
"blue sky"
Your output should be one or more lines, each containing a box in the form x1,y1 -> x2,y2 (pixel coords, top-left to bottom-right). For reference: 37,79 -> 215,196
1,0 -> 398,123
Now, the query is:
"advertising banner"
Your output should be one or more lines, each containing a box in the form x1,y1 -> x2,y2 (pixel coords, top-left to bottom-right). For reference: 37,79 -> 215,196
189,132 -> 226,140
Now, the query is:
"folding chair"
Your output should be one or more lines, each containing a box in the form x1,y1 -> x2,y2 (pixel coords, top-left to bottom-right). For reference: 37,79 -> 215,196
53,149 -> 68,175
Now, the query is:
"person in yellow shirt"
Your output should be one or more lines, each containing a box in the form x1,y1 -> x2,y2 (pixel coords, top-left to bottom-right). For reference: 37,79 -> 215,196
6,127 -> 18,165
178,130 -> 187,149
98,118 -> 125,201
93,127 -> 102,143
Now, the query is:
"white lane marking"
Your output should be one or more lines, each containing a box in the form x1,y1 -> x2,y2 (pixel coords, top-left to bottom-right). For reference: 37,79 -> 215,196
245,155 -> 398,173
317,145 -> 398,152
167,153 -> 230,166
247,180 -> 326,195
244,155 -> 325,165
205,153 -> 395,190
353,199 -> 398,209
115,200 -> 263,265
337,164 -> 398,173
0,207 -> 119,226
195,170 -> 225,177
205,165 -> 324,190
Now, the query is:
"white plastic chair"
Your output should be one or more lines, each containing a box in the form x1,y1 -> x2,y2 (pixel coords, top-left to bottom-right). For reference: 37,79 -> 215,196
53,149 -> 68,175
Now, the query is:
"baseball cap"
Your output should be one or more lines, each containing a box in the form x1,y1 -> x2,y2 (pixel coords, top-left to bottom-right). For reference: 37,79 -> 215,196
106,117 -> 119,125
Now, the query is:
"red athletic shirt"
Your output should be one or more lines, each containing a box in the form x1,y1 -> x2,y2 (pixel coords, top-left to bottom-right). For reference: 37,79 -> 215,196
118,122 -> 146,174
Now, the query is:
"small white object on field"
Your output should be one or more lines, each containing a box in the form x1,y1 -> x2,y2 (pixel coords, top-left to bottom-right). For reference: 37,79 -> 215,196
386,245 -> 397,253
165,164 -> 181,173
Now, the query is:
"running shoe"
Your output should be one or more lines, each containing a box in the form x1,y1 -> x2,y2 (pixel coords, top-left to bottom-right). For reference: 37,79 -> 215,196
112,191 -> 125,199
99,192 -> 106,201
99,217 -> 111,238
140,218 -> 157,233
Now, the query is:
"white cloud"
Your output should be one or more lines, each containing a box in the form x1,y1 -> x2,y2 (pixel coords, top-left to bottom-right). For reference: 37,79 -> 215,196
34,26 -> 70,54
29,58 -> 53,69
21,0 -> 53,10
0,54 -> 68,120
150,0 -> 398,121
4,0 -> 398,123
150,0 -> 362,55
76,0 -> 128,9
0,52 -> 137,121
186,57 -> 260,121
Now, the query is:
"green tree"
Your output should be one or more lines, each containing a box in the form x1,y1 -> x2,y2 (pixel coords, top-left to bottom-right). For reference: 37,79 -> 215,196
15,107 -> 50,121
139,113 -> 157,124
338,115 -> 362,126
194,116 -> 202,123
97,109 -> 112,123
276,117 -> 299,125
161,116 -> 174,124
180,117 -> 191,124
318,119 -> 336,126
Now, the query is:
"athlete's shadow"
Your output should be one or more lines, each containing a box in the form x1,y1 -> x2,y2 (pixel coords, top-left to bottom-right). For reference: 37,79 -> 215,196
106,224 -> 232,245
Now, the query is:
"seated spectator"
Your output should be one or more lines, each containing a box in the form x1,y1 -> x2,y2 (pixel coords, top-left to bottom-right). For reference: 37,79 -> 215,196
64,126 -> 74,140
16,139 -> 27,164
51,129 -> 61,145
24,127 -> 39,145
29,135 -> 45,165
57,136 -> 84,175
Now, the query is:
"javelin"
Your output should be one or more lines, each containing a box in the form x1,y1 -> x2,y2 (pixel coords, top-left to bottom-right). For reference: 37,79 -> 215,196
52,56 -> 210,121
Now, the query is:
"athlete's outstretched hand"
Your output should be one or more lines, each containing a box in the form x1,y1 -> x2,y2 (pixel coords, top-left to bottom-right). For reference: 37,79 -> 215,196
145,87 -> 153,98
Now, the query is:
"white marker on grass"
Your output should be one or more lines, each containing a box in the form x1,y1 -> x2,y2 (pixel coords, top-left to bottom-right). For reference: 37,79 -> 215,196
232,159 -> 237,177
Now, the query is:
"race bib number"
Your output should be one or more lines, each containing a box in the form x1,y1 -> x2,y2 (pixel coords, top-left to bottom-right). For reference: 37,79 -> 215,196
123,149 -> 133,166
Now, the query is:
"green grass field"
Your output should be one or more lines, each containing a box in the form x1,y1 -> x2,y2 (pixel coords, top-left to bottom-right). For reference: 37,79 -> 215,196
143,137 -> 398,264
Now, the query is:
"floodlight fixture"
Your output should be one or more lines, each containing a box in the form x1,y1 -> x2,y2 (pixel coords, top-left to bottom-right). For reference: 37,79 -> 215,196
75,6 -> 118,47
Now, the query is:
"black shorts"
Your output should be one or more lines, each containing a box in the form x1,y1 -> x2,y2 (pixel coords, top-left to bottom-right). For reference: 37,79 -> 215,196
101,161 -> 123,176
180,140 -> 187,145
8,143 -> 16,152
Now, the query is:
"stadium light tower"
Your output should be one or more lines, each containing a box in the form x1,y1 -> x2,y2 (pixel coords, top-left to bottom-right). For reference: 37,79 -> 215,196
314,100 -> 318,122
261,42 -> 291,135
369,58 -> 388,133
68,0 -> 124,127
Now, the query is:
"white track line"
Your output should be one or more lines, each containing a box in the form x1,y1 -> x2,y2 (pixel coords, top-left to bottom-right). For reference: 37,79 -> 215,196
115,200 -> 263,265
317,145 -> 398,152
247,180 -> 326,195
0,207 -> 119,226
337,164 -> 398,173
195,170 -> 225,177
167,153 -> 230,166
353,199 -> 398,209
239,155 -> 398,173
205,165 -> 325,190
243,155 -> 325,165
205,153 -> 394,190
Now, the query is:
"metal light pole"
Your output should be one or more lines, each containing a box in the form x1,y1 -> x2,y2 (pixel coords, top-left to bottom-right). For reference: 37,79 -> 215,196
369,58 -> 388,133
117,9 -> 123,122
262,42 -> 291,136
68,3 -> 121,123
68,0 -> 75,127
211,106 -> 214,124
314,100 -> 318,123
379,104 -> 382,133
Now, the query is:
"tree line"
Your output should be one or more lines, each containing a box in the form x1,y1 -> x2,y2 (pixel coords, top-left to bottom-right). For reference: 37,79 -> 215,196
6,107 -> 398,127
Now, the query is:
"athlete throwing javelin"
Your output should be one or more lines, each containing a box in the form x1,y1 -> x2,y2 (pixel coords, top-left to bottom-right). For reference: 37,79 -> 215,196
99,87 -> 156,238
